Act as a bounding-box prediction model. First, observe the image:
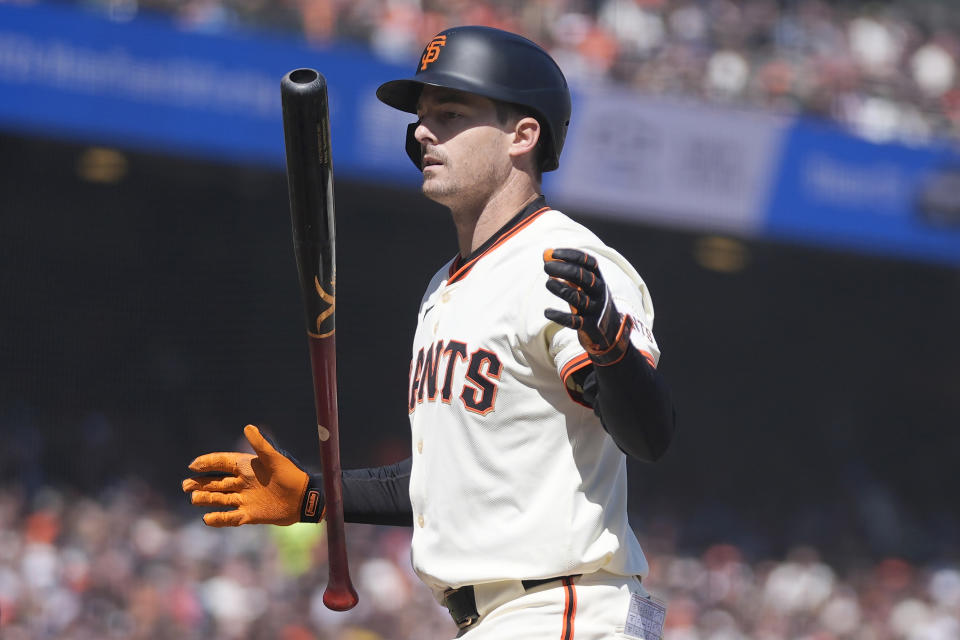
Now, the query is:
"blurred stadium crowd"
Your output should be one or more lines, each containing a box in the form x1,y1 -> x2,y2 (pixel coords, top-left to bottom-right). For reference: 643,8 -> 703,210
1,482 -> 958,640
66,0 -> 960,145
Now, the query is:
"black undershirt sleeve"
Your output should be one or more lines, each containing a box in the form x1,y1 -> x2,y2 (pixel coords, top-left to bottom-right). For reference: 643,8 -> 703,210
308,458 -> 413,527
576,343 -> 676,463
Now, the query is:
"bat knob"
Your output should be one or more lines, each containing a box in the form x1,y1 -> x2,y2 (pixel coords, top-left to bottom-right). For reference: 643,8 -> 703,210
323,583 -> 359,611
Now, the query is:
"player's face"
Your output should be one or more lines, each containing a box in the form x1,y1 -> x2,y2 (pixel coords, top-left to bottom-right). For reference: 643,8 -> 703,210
414,87 -> 514,207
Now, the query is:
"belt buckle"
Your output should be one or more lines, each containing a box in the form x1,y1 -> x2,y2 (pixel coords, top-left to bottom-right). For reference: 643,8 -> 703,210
456,613 -> 479,630
443,587 -> 480,630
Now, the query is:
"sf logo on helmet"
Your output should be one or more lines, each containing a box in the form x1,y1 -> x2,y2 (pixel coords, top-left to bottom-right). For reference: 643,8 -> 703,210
420,35 -> 446,70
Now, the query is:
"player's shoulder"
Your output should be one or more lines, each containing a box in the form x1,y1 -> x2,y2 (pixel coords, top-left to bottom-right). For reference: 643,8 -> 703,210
534,209 -> 613,254
534,208 -> 645,283
533,207 -> 596,238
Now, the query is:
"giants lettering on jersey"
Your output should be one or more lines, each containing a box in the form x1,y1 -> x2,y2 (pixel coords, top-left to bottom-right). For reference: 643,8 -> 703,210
408,340 -> 502,415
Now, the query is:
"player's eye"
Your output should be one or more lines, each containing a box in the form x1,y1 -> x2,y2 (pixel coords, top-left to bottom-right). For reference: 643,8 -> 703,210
442,111 -> 462,121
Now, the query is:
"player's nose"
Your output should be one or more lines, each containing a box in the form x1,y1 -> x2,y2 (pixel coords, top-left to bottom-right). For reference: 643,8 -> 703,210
414,120 -> 438,147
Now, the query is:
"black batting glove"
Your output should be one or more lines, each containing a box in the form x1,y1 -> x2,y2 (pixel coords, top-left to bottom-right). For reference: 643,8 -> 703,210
543,248 -> 632,366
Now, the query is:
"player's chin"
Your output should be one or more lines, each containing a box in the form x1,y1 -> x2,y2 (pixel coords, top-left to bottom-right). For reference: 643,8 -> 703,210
421,174 -> 452,201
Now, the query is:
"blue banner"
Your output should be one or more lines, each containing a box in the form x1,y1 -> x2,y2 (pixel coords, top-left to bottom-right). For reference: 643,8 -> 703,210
764,120 -> 960,265
0,2 -> 419,185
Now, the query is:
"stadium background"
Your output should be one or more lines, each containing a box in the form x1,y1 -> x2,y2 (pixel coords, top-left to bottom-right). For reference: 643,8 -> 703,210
1,0 -> 959,638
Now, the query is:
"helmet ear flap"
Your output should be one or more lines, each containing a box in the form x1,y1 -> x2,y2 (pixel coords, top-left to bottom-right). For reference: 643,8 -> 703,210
405,121 -> 422,170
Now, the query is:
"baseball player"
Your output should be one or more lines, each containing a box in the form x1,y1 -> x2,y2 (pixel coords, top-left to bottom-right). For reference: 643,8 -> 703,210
183,26 -> 676,639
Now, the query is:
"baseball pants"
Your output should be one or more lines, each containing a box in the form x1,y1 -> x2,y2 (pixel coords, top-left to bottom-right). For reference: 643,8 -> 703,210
454,571 -> 662,640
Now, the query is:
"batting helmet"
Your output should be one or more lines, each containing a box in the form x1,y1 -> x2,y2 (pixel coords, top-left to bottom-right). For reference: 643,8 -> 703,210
376,26 -> 571,172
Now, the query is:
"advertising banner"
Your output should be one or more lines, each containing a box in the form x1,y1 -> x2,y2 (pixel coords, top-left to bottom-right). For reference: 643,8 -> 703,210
765,120 -> 960,265
548,89 -> 789,236
0,3 -> 417,183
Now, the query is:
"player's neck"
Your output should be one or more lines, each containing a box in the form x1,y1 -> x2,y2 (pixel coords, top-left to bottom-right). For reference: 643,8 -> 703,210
451,173 -> 541,258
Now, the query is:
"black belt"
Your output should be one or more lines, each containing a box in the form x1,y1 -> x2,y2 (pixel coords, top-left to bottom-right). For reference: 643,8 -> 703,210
442,576 -> 576,630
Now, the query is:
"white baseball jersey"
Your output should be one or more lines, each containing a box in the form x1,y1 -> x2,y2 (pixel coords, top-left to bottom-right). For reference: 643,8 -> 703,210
405,201 -> 660,594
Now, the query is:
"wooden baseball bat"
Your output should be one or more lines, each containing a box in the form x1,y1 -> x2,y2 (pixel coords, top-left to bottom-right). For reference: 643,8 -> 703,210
280,68 -> 358,612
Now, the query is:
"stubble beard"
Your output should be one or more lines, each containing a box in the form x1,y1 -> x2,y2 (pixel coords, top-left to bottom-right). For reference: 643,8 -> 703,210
421,171 -> 457,204
421,155 -> 508,213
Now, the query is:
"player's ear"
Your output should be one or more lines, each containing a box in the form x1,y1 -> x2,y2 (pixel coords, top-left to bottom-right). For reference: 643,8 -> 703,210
508,116 -> 541,162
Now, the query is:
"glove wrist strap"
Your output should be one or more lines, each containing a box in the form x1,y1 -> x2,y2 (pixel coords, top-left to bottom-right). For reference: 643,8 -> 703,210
300,473 -> 325,523
587,314 -> 632,366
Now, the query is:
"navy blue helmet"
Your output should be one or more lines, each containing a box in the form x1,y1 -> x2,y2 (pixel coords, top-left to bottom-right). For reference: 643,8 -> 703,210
376,26 -> 572,172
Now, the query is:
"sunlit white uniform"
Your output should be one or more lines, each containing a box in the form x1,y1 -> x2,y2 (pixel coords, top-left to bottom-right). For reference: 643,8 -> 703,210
405,205 -> 661,638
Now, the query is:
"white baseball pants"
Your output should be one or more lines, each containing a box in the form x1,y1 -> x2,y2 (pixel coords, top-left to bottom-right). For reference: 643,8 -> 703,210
454,571 -> 662,640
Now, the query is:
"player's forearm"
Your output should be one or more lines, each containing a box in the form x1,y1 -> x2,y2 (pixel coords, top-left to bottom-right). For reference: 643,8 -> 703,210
587,345 -> 676,462
308,458 -> 413,527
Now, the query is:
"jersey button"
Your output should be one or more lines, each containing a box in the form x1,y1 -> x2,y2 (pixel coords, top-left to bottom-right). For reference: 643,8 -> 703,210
417,439 -> 423,454
417,514 -> 425,528
441,292 -> 451,304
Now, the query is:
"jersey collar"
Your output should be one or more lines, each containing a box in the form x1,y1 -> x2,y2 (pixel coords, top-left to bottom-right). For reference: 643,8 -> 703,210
447,195 -> 550,284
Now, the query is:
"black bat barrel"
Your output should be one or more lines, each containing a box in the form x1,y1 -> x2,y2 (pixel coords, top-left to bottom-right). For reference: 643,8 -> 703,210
280,68 -> 336,337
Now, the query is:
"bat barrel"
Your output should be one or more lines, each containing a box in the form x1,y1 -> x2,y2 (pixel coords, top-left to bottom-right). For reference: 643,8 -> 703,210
281,69 -> 332,169
281,68 -> 336,338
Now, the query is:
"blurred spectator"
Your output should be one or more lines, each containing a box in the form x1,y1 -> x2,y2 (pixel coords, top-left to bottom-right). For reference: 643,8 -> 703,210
0,481 -> 958,639
64,0 -> 960,145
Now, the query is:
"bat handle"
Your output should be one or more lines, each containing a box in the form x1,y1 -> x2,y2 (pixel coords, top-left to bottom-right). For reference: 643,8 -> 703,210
308,336 -> 359,611
321,470 -> 359,610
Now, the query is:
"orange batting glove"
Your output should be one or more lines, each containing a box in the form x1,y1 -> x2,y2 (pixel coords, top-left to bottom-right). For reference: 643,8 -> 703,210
182,424 -> 313,527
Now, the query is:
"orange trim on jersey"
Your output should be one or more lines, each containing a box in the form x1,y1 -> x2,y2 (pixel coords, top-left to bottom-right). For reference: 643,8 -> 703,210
560,353 -> 593,409
560,352 -> 591,381
561,577 -> 577,640
639,350 -> 656,369
446,207 -> 550,284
